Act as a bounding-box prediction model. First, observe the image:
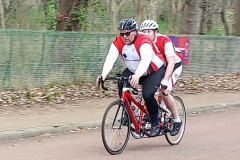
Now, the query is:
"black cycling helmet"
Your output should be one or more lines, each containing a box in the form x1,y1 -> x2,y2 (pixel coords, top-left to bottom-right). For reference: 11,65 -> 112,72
118,18 -> 137,30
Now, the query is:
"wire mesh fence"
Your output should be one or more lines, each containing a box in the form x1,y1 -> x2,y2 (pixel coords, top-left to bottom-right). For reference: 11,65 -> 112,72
185,35 -> 240,75
0,30 -> 239,90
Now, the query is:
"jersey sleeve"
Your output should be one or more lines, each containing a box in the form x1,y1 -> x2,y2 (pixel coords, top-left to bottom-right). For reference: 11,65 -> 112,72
159,36 -> 175,57
135,35 -> 152,55
135,43 -> 153,77
164,42 -> 175,57
102,42 -> 119,76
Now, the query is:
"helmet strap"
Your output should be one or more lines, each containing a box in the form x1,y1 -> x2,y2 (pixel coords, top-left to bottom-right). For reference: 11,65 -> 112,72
153,31 -> 157,43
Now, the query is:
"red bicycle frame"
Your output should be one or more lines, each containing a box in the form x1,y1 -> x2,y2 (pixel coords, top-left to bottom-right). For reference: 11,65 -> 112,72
121,87 -> 149,134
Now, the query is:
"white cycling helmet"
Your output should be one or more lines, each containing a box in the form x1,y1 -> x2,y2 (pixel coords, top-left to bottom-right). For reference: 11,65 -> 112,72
140,19 -> 159,31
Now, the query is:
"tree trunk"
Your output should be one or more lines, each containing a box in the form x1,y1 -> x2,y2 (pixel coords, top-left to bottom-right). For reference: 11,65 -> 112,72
180,0 -> 203,34
173,0 -> 183,33
220,0 -> 229,36
150,0 -> 158,20
16,0 -> 24,29
168,0 -> 176,33
135,0 -> 142,24
56,0 -> 75,31
233,0 -> 240,36
0,0 -> 5,29
108,0 -> 112,32
199,0 -> 207,35
111,0 -> 128,33
111,0 -> 119,33
206,0 -> 212,33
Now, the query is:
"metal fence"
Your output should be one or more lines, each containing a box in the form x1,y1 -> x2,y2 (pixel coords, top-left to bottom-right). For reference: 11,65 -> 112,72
0,30 -> 240,89
185,35 -> 240,74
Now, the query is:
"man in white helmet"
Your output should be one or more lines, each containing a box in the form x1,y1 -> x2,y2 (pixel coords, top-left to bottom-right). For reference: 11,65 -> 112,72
140,19 -> 183,136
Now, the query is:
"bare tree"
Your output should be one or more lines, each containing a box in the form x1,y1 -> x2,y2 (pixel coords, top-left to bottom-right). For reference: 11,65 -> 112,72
165,0 -> 183,33
56,0 -> 75,31
0,0 -> 5,29
206,0 -> 213,33
16,0 -> 24,28
180,0 -> 203,34
220,0 -> 229,35
150,0 -> 159,20
133,0 -> 142,24
168,0 -> 178,33
111,0 -> 129,33
107,0 -> 112,32
233,0 -> 240,35
199,0 -> 207,34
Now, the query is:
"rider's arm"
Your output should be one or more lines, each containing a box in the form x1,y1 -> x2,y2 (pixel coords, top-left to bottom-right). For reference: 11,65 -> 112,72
162,42 -> 175,83
101,43 -> 119,78
134,43 -> 153,78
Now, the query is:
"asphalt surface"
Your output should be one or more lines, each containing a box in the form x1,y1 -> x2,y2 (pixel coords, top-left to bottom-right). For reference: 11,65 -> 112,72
0,91 -> 239,142
0,107 -> 239,160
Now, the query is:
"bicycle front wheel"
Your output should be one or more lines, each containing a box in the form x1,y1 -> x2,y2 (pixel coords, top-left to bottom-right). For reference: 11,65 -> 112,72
101,100 -> 130,155
165,96 -> 186,145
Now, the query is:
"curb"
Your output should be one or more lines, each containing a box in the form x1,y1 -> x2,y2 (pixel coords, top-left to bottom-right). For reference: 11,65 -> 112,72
0,121 -> 102,141
186,101 -> 240,114
0,101 -> 239,141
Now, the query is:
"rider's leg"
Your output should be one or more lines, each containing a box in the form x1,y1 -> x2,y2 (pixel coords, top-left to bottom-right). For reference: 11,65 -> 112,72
161,91 -> 180,120
162,65 -> 182,136
142,66 -> 165,137
163,65 -> 182,116
120,68 -> 134,125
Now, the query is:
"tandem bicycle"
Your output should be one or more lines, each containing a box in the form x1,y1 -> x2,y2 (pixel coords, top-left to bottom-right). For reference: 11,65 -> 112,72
98,75 -> 186,155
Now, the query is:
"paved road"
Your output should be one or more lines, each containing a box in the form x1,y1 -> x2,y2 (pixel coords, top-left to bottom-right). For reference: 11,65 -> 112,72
0,107 -> 239,160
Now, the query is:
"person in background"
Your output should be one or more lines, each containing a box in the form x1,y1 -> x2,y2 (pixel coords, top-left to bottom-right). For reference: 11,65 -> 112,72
140,19 -> 183,136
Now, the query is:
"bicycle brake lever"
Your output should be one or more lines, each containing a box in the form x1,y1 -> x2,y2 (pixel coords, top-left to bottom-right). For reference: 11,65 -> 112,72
132,88 -> 138,95
101,80 -> 108,91
97,76 -> 102,87
162,91 -> 168,96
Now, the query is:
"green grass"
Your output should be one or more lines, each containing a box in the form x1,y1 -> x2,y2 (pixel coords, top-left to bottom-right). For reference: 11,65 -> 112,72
26,91 -> 36,99
205,26 -> 224,36
157,20 -> 169,34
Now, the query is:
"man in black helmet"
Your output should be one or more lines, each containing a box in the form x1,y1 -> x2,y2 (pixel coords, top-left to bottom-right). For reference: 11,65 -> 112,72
97,18 -> 165,137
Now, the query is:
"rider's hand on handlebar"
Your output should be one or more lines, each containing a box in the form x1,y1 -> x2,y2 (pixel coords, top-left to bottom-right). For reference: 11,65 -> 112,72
160,79 -> 169,96
96,74 -> 107,86
160,79 -> 168,90
129,74 -> 139,88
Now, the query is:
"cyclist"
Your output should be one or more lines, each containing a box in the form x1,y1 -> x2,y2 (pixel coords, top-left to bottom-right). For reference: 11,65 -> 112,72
97,18 -> 165,137
140,19 -> 183,136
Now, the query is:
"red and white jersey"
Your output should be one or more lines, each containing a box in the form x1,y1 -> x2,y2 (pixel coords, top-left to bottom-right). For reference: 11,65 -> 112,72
154,34 -> 182,65
102,33 -> 164,77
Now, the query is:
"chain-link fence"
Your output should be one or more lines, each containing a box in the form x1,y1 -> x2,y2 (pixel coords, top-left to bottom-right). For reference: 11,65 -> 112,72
185,35 -> 240,74
0,30 -> 240,89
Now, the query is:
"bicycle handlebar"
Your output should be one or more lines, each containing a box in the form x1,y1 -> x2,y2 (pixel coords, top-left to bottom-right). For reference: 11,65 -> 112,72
101,77 -> 122,91
100,79 -> 108,91
99,75 -> 167,97
98,76 -> 138,93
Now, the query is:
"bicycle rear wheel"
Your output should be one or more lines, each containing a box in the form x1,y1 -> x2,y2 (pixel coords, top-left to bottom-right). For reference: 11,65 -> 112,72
101,100 -> 130,155
165,96 -> 186,145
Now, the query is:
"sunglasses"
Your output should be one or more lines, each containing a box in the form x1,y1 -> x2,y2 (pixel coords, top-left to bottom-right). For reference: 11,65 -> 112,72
119,30 -> 134,37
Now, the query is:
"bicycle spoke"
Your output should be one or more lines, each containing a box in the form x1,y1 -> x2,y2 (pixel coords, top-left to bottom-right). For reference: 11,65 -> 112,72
165,96 -> 186,145
101,100 -> 130,155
